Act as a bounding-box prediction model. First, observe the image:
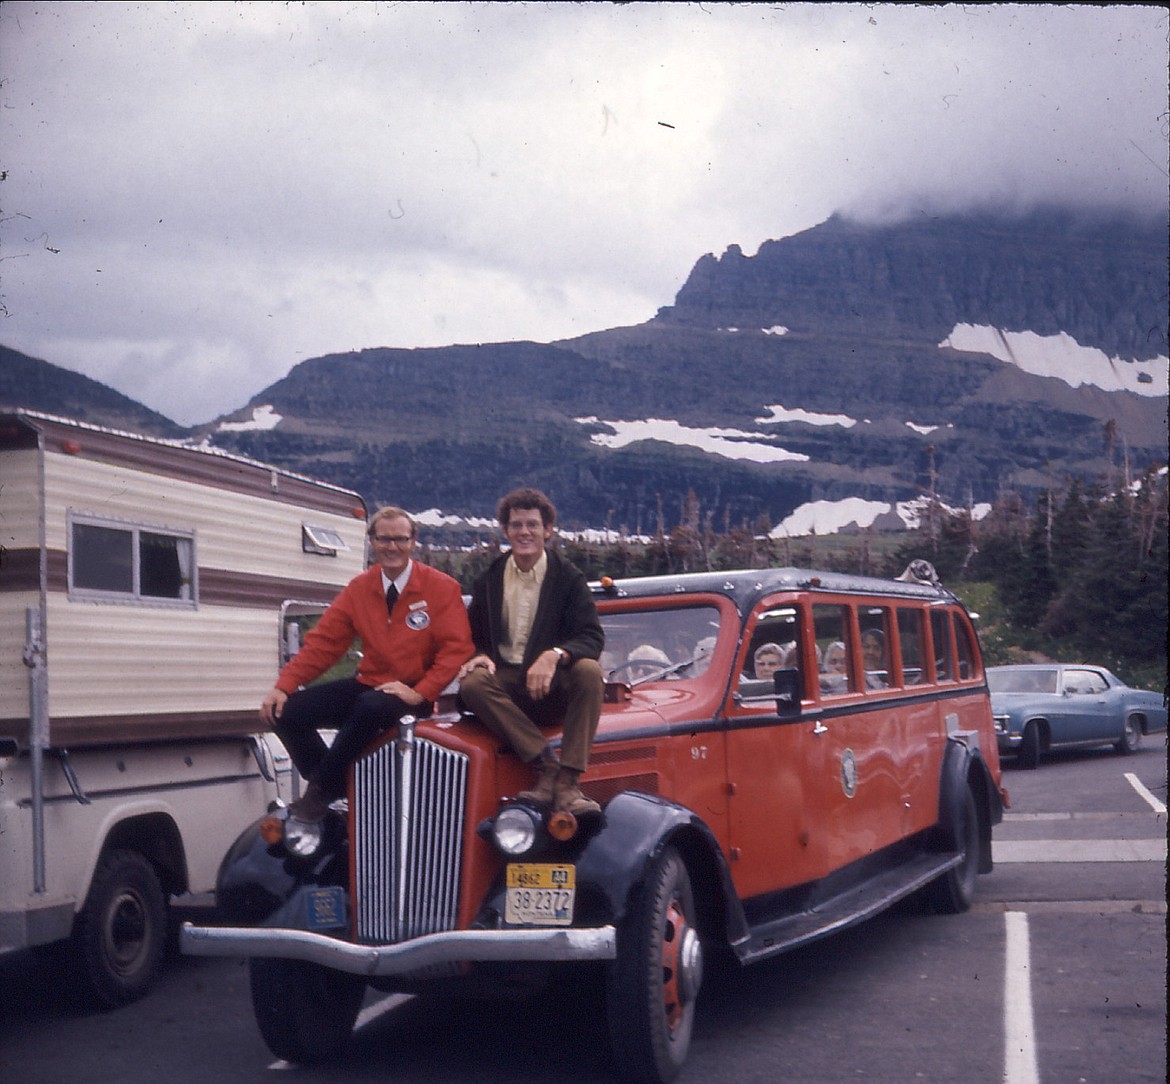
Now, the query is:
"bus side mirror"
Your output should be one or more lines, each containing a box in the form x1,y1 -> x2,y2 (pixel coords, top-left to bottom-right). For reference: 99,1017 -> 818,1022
774,668 -> 801,716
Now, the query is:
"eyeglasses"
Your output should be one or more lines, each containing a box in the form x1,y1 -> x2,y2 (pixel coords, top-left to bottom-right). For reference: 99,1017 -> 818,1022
506,519 -> 545,533
371,534 -> 414,547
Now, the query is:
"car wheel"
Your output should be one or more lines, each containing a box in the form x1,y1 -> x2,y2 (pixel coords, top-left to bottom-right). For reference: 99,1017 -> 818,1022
605,845 -> 703,1084
924,785 -> 981,914
1019,721 -> 1042,770
68,848 -> 168,1008
1115,715 -> 1142,755
250,957 -> 366,1064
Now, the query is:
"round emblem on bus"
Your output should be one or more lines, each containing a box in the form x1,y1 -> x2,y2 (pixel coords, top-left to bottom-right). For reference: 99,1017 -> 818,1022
840,748 -> 858,798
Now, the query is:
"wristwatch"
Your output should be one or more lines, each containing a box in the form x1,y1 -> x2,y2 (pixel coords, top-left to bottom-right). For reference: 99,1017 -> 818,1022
551,646 -> 569,665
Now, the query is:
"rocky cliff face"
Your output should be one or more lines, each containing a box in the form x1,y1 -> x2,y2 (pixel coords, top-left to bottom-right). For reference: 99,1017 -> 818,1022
659,209 -> 1167,360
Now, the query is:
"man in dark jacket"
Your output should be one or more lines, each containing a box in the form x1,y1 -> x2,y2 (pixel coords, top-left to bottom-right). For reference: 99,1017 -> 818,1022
458,487 -> 604,816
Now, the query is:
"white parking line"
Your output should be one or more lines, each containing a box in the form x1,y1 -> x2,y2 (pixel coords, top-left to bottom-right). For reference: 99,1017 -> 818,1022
993,838 -> 1167,862
1004,811 -> 1143,821
1125,772 -> 1167,814
1003,911 -> 1040,1084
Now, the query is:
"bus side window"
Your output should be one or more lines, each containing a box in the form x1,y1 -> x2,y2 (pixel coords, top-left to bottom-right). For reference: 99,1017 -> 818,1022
897,607 -> 925,685
859,607 -> 892,688
930,610 -> 954,683
735,603 -> 803,709
814,603 -> 855,696
953,612 -> 977,680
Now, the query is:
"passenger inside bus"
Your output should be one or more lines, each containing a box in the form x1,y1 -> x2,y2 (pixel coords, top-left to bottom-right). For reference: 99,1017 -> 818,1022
821,640 -> 849,693
753,642 -> 786,679
861,628 -> 888,687
692,635 -> 717,676
624,643 -> 672,681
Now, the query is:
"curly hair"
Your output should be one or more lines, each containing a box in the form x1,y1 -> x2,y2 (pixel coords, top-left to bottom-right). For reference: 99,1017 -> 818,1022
496,487 -> 557,529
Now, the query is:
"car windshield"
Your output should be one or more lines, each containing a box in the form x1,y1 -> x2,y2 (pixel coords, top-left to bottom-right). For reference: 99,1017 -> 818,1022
987,668 -> 1058,694
599,604 -> 722,684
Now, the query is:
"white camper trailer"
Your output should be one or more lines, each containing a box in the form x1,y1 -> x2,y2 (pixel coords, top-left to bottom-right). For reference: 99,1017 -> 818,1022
0,410 -> 369,1005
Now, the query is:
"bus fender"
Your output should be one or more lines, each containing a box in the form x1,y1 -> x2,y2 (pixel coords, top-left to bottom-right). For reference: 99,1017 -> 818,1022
937,736 -> 999,874
481,790 -> 748,947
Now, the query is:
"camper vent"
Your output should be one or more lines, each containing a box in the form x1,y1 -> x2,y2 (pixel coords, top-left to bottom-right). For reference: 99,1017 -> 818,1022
301,523 -> 350,557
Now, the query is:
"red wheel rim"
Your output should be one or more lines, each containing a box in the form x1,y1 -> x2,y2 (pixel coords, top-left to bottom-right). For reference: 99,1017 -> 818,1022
661,897 -> 687,1031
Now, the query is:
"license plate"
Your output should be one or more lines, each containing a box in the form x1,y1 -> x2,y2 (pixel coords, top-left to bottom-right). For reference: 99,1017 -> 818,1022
305,885 -> 347,931
504,863 -> 575,926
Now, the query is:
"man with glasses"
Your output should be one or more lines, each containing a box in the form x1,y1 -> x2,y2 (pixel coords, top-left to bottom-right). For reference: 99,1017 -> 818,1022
458,487 -> 604,816
261,506 -> 473,824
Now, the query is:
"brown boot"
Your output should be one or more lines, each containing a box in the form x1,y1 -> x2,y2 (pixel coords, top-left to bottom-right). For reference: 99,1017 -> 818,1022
554,769 -> 601,816
288,779 -> 330,823
518,758 -> 559,806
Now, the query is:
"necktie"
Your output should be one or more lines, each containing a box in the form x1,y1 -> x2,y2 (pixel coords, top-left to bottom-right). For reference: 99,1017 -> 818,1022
386,583 -> 399,616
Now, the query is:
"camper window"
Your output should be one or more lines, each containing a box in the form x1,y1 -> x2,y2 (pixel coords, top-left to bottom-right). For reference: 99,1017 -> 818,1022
302,523 -> 350,557
69,514 -> 195,605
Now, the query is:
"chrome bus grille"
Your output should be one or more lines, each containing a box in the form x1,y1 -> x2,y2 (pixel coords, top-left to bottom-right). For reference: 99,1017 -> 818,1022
352,734 -> 469,944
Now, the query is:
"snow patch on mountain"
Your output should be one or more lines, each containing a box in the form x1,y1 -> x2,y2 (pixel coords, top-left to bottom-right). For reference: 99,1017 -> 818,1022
412,508 -> 496,531
576,416 -> 810,464
756,405 -> 858,428
940,324 -> 1168,397
217,404 -> 283,432
773,495 -> 991,537
906,421 -> 954,435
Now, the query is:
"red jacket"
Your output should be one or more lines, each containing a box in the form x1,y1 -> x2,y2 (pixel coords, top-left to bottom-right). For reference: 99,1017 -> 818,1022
276,562 -> 473,703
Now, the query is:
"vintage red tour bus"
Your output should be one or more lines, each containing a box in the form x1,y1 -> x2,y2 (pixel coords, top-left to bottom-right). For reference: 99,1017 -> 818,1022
183,561 -> 1007,1083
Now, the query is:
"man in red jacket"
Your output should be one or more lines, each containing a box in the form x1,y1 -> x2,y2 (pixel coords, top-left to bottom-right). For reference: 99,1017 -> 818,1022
260,506 -> 473,823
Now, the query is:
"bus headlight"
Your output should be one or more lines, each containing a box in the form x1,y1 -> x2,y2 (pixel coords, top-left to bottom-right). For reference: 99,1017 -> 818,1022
491,804 -> 542,857
283,814 -> 325,858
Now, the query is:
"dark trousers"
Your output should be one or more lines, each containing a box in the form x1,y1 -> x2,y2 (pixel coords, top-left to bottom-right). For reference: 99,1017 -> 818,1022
274,678 -> 432,799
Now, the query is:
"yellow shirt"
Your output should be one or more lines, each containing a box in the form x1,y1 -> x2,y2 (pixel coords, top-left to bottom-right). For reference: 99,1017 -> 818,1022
500,549 -> 548,664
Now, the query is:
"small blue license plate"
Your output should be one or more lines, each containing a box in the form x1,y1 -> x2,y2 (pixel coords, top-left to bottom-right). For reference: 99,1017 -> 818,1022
305,886 -> 347,931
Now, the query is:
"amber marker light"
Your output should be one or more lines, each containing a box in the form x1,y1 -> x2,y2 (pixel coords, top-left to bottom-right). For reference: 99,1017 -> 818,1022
259,814 -> 285,846
596,575 -> 620,597
547,810 -> 578,841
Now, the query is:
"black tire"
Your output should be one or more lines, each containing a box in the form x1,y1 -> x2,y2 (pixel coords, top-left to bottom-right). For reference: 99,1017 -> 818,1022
1018,720 -> 1042,770
605,846 -> 703,1084
1115,716 -> 1142,755
250,957 -> 366,1064
68,848 -> 168,1008
924,786 -> 980,915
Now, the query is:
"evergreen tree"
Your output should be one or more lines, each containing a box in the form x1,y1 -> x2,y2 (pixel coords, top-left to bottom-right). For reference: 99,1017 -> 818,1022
1047,477 -> 1092,584
972,498 -> 1054,629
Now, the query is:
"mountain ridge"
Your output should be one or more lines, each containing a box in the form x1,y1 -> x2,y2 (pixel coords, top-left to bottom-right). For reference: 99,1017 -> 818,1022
2,208 -> 1165,532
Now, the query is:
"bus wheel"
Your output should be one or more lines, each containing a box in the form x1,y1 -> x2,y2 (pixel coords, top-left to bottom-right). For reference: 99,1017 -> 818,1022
250,957 -> 365,1064
925,786 -> 981,914
70,848 -> 167,1007
605,846 -> 703,1084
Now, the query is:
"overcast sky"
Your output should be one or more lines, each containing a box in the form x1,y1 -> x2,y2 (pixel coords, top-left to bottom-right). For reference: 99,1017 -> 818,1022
2,2 -> 1167,426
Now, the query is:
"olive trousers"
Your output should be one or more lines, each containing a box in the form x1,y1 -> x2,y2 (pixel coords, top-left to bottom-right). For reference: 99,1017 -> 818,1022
459,658 -> 603,773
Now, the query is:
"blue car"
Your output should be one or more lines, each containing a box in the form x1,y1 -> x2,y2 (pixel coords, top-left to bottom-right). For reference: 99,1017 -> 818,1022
988,664 -> 1167,768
